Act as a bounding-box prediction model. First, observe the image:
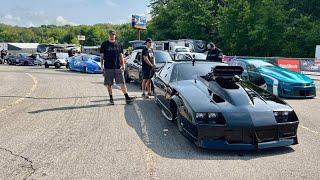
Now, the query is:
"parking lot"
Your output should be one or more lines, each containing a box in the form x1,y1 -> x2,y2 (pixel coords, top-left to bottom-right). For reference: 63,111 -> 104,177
0,65 -> 319,179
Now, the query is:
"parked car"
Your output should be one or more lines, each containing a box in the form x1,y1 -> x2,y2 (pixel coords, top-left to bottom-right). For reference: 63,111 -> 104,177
174,52 -> 207,61
30,53 -> 45,66
229,59 -> 316,98
152,61 -> 299,150
7,53 -> 35,66
68,54 -> 102,73
44,52 -> 68,68
125,49 -> 173,83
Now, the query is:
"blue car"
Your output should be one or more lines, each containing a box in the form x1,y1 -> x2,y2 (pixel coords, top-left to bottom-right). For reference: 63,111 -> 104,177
68,54 -> 102,73
229,59 -> 316,98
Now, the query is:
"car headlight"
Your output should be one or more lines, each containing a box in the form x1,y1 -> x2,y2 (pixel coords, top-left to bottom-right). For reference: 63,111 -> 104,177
195,112 -> 226,125
273,111 -> 298,123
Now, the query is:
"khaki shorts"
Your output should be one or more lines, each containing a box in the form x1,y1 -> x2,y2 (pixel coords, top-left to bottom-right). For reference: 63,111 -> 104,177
104,69 -> 125,86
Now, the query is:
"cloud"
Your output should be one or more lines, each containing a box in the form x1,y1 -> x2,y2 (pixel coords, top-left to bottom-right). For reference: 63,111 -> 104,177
105,0 -> 118,7
54,16 -> 77,26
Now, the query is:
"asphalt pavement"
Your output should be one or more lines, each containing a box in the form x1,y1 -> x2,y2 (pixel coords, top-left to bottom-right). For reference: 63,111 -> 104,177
0,65 -> 319,180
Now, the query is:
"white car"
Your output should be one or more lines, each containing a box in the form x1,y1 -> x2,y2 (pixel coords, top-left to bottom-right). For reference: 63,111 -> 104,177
44,52 -> 68,68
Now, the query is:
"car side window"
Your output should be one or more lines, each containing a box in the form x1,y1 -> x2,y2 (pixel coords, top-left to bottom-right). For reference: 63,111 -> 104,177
136,52 -> 142,63
159,64 -> 173,84
128,51 -> 137,63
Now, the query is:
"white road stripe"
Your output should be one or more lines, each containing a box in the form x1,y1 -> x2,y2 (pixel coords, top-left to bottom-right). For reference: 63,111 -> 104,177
0,73 -> 37,113
300,125 -> 319,135
133,103 -> 157,179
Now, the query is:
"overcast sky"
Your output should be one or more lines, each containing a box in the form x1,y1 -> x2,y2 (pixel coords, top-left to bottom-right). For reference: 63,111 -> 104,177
0,0 -> 151,27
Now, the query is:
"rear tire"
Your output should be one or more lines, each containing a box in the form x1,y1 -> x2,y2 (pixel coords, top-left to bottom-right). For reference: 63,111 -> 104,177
83,66 -> 87,73
124,71 -> 131,83
45,63 -> 49,68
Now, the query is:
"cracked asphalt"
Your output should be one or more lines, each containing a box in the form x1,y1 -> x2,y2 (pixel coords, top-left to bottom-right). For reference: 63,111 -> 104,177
0,65 -> 319,180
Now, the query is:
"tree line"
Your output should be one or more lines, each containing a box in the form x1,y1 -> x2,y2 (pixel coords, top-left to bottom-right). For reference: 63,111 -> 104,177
1,0 -> 319,57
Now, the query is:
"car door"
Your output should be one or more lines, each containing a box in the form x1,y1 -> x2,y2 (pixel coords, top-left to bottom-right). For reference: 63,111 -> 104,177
154,63 -> 173,109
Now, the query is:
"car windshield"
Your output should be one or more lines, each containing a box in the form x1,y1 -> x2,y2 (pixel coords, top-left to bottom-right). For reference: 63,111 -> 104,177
175,53 -> 207,61
155,51 -> 173,63
20,54 -> 29,58
91,55 -> 100,62
175,48 -> 189,52
172,63 -> 219,81
247,60 -> 274,68
56,53 -> 68,59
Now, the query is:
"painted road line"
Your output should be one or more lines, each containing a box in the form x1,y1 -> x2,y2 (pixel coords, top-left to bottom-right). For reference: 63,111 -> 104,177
300,125 -> 319,135
133,102 -> 157,179
0,73 -> 37,113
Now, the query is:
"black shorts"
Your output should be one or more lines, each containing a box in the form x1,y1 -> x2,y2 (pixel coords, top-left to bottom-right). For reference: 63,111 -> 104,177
104,69 -> 125,86
142,68 -> 154,80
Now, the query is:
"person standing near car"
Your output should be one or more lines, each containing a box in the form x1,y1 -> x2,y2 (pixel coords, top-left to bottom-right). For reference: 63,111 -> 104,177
206,42 -> 223,62
141,38 -> 155,98
100,30 -> 135,105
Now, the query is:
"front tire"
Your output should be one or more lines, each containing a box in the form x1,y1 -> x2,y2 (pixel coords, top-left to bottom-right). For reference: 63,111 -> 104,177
55,63 -> 61,69
176,109 -> 184,133
45,63 -> 49,68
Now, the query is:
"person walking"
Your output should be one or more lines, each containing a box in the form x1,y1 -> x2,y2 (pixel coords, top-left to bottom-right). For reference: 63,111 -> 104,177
100,30 -> 135,105
206,42 -> 223,62
141,38 -> 155,98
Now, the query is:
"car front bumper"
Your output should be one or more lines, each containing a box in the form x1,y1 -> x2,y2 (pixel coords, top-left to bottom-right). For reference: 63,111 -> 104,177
191,122 -> 299,150
278,85 -> 316,98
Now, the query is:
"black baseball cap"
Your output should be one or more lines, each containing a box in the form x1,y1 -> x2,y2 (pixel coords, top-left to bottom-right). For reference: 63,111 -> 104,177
145,38 -> 152,44
109,30 -> 116,35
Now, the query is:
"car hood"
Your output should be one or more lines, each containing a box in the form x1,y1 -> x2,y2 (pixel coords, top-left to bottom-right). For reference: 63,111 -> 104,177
258,66 -> 313,83
171,80 -> 292,127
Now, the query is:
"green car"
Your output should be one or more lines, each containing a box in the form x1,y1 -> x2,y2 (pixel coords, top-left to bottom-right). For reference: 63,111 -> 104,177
229,59 -> 316,98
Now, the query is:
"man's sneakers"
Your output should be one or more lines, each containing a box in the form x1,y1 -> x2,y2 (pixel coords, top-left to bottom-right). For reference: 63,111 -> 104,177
125,96 -> 135,104
109,98 -> 115,105
142,93 -> 149,99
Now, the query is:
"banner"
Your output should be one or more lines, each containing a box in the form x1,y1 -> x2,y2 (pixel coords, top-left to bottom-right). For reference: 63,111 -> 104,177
277,58 -> 300,72
132,15 -> 147,30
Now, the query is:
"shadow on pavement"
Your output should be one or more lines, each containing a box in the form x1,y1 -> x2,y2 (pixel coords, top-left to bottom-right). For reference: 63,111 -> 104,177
28,103 -> 112,114
124,99 -> 295,160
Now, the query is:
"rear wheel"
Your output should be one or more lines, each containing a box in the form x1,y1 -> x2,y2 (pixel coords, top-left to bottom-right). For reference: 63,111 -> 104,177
45,63 -> 49,68
124,70 -> 131,83
83,66 -> 87,73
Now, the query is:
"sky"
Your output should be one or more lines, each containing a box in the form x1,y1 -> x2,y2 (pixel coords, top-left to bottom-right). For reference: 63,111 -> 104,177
0,0 -> 151,27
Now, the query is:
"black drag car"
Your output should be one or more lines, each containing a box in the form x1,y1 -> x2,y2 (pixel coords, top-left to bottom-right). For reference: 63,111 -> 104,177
153,61 -> 299,150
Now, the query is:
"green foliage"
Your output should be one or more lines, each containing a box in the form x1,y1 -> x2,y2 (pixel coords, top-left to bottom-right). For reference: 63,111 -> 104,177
0,23 -> 144,48
149,0 -> 320,57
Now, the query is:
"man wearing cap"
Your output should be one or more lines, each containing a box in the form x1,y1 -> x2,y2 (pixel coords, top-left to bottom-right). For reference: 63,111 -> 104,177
206,42 -> 223,62
100,30 -> 134,105
141,38 -> 155,98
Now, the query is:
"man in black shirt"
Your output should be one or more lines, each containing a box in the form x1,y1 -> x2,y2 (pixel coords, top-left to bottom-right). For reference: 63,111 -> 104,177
206,42 -> 223,62
100,30 -> 134,105
141,38 -> 155,98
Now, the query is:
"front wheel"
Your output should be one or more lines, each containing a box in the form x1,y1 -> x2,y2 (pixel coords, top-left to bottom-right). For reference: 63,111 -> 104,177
55,63 -> 61,69
176,109 -> 184,133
